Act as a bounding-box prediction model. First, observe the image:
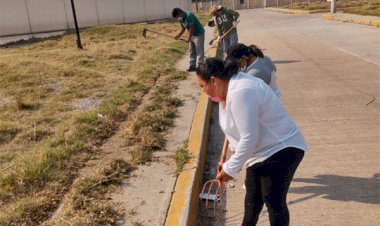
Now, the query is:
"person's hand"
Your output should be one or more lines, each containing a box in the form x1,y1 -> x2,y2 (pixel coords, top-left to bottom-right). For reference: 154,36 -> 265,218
232,21 -> 237,28
217,161 -> 223,173
174,35 -> 180,40
217,36 -> 222,43
208,19 -> 215,27
216,169 -> 233,182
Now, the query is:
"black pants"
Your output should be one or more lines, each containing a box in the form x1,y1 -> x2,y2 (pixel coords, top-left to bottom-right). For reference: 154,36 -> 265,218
242,147 -> 304,226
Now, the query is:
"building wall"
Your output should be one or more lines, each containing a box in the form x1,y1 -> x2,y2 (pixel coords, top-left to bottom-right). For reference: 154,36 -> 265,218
0,0 -> 192,37
192,0 -> 317,11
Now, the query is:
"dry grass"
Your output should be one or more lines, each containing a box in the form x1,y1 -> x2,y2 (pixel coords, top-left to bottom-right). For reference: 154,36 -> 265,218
0,12 -> 213,224
42,159 -> 136,226
282,0 -> 380,16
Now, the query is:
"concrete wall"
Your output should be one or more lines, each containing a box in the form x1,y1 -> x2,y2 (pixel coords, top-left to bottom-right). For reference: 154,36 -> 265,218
192,0 -> 317,11
0,0 -> 192,37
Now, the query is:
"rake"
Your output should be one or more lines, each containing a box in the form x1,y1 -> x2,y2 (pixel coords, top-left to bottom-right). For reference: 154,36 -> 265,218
141,28 -> 187,42
199,139 -> 229,221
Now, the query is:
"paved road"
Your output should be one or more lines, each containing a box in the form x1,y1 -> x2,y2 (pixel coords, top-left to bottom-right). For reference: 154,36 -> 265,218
215,9 -> 380,226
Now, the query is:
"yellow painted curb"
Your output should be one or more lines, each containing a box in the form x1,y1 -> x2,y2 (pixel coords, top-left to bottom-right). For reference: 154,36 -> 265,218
322,14 -> 380,27
164,46 -> 217,225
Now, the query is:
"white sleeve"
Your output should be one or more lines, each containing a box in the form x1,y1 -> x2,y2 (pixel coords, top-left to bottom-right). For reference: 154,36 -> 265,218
223,88 -> 260,177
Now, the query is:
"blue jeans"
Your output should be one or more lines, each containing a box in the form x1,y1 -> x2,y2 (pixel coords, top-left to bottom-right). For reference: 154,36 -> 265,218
222,31 -> 238,59
189,33 -> 205,67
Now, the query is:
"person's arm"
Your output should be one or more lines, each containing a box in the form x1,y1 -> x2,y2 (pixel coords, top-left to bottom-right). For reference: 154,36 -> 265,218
187,23 -> 194,43
216,16 -> 223,36
222,88 -> 260,178
185,13 -> 199,42
231,10 -> 240,20
175,24 -> 186,39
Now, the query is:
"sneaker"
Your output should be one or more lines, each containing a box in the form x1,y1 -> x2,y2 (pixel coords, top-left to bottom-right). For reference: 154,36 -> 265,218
186,65 -> 196,72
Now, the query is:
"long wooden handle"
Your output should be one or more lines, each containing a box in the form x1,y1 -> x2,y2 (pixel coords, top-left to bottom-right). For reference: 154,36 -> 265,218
217,138 -> 229,186
220,138 -> 229,164
146,29 -> 187,42
205,20 -> 240,54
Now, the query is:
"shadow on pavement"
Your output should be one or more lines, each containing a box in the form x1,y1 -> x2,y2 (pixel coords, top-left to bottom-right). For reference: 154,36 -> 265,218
273,60 -> 301,64
289,173 -> 380,204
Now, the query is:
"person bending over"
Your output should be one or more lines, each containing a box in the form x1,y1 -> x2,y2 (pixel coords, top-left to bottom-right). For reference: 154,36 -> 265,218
195,58 -> 308,226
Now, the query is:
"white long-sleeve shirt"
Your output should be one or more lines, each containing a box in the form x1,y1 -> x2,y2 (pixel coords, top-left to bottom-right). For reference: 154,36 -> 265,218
220,72 -> 307,177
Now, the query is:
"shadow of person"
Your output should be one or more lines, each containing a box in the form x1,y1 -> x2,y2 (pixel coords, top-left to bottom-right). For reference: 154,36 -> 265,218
273,60 -> 301,64
289,173 -> 380,204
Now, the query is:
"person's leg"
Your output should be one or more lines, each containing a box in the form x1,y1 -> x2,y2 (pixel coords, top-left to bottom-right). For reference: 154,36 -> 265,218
195,34 -> 205,65
242,164 -> 265,226
222,35 -> 230,59
229,31 -> 238,46
189,39 -> 196,68
260,148 -> 304,226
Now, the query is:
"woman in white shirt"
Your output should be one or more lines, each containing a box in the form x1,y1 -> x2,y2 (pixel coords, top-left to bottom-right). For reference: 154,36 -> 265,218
227,43 -> 281,97
195,58 -> 307,226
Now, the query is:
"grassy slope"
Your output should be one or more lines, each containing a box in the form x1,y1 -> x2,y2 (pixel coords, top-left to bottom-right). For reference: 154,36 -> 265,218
0,11 -> 211,225
282,0 -> 380,17
0,21 -> 185,225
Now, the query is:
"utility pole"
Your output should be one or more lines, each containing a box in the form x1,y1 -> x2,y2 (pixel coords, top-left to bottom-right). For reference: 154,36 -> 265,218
70,0 -> 83,49
331,0 -> 337,13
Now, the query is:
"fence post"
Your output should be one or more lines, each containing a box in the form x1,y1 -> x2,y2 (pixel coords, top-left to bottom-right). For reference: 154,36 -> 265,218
24,0 -> 33,34
62,0 -> 70,30
121,0 -> 126,23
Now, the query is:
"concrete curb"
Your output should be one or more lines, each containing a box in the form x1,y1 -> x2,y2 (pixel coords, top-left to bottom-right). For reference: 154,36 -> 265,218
165,47 -> 217,225
265,7 -> 380,27
265,7 -> 330,14
322,13 -> 380,27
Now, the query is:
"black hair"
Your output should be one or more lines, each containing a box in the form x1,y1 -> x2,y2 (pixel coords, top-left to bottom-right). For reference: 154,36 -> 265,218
172,8 -> 183,18
226,43 -> 257,60
196,58 -> 239,82
249,44 -> 264,58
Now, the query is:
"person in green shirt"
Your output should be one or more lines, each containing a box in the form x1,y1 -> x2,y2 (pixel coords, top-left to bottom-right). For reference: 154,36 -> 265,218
209,5 -> 239,58
172,8 -> 205,72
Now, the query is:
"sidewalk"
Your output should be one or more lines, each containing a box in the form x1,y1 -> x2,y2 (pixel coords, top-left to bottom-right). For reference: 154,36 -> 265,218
322,12 -> 380,27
